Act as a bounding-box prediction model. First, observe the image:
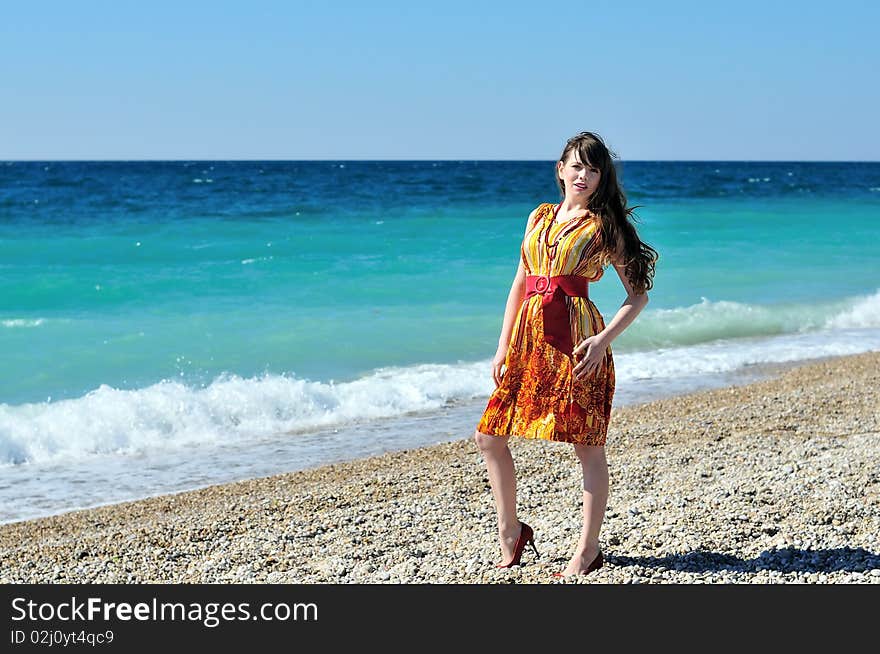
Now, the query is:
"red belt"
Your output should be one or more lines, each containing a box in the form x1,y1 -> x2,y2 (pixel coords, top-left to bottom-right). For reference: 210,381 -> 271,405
525,274 -> 590,357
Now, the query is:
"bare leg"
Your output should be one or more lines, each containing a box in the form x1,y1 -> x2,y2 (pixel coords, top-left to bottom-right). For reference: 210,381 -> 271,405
560,443 -> 608,575
473,430 -> 521,564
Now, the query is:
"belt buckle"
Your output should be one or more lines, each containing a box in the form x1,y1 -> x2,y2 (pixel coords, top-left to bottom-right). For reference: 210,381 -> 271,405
534,275 -> 550,293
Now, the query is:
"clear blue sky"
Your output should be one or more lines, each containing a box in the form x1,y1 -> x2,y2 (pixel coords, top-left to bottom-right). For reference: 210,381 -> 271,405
2,1 -> 877,160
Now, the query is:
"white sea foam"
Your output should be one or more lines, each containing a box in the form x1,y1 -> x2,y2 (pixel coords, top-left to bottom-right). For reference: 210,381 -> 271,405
2,322 -> 880,469
824,288 -> 880,329
3,290 -> 879,469
615,328 -> 880,382
0,361 -> 491,467
2,318 -> 45,328
624,290 -> 880,348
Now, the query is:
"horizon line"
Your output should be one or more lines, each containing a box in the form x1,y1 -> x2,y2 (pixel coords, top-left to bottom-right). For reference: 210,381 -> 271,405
3,158 -> 879,164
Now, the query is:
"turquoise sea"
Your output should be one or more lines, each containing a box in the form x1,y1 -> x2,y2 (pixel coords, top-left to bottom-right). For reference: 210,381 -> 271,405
1,160 -> 878,523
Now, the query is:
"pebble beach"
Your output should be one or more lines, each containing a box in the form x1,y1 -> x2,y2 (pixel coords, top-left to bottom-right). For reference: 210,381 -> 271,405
1,351 -> 878,584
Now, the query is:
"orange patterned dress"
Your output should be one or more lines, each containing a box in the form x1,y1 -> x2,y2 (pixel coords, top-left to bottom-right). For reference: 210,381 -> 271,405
476,202 -> 615,446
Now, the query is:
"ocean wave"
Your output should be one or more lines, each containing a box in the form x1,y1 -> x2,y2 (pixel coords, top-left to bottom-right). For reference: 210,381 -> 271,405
614,328 -> 880,381
0,362 -> 491,466
3,291 -> 879,468
824,288 -> 880,330
623,290 -> 880,349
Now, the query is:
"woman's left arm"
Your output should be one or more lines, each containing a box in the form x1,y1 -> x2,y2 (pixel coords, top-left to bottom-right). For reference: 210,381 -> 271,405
572,262 -> 649,379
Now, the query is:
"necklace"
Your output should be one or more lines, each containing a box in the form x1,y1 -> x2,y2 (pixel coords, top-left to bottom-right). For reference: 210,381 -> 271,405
542,203 -> 589,270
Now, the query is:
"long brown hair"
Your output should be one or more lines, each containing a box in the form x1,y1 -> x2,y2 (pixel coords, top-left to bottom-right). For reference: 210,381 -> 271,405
556,131 -> 658,294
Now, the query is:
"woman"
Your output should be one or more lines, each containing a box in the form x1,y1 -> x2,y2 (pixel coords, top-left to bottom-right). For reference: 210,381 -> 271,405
474,131 -> 658,577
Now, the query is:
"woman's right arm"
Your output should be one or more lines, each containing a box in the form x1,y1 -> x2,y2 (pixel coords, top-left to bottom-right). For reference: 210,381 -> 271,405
490,208 -> 538,386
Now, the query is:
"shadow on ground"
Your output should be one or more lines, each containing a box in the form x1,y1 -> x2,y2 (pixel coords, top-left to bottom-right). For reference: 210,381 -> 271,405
606,547 -> 880,574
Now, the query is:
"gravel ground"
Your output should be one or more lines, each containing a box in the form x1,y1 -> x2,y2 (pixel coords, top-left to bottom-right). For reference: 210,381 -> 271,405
2,351 -> 878,584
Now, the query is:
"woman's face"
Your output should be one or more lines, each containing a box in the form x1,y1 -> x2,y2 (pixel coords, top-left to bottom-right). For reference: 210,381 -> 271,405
557,150 -> 601,201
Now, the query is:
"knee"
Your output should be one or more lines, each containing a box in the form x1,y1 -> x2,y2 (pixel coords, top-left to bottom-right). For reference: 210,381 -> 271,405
474,429 -> 507,453
573,444 -> 606,467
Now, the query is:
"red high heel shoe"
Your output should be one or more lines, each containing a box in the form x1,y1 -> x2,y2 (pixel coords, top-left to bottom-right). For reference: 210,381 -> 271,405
496,521 -> 539,568
553,550 -> 604,578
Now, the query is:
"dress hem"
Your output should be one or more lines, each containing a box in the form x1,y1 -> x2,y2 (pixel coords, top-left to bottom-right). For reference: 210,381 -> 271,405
476,428 -> 608,447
